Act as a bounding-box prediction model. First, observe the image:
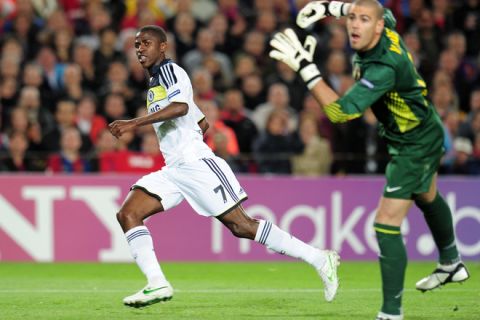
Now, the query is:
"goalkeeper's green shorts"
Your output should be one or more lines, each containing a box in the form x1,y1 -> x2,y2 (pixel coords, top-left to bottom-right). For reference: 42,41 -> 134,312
382,117 -> 445,200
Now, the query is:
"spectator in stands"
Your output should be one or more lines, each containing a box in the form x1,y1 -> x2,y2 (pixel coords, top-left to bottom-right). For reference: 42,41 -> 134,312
9,12 -> 41,60
233,54 -> 257,85
202,54 -> 232,92
0,77 -> 19,112
252,83 -> 298,133
241,73 -> 266,111
414,7 -> 442,83
72,42 -> 97,91
47,126 -> 92,173
102,93 -> 128,124
221,89 -> 258,155
241,30 -> 269,73
41,99 -> 92,153
61,63 -> 85,102
0,56 -> 20,80
76,94 -> 107,145
52,28 -> 74,63
99,61 -> 137,115
97,129 -> 164,173
208,13 -> 229,54
431,83 -> 458,119
443,137 -> 480,175
255,10 -> 277,35
440,109 -> 462,172
76,3 -> 113,49
22,62 -> 55,109
445,31 -> 479,111
253,110 -> 302,174
94,27 -> 125,82
172,12 -> 196,61
37,8 -> 72,47
301,93 -> 334,143
291,114 -> 332,176
36,46 -> 65,109
453,0 -> 480,57
0,131 -> 43,171
200,99 -> 240,158
182,28 -> 233,87
266,61 -> 308,112
0,37 -> 24,62
2,108 -> 27,149
192,68 -> 217,102
323,50 -> 350,96
17,86 -> 55,135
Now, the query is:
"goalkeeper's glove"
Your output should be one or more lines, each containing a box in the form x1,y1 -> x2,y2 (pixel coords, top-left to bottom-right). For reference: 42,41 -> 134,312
269,28 -> 322,89
296,1 -> 352,29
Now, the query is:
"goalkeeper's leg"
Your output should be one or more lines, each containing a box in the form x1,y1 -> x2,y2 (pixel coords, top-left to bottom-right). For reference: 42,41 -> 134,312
414,178 -> 469,291
374,196 -> 412,319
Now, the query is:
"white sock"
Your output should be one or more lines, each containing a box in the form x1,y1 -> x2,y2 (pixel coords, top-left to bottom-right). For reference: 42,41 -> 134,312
125,226 -> 167,287
254,220 -> 325,269
438,260 -> 461,272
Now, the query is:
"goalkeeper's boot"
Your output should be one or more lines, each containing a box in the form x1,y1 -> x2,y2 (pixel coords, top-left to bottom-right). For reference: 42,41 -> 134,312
416,262 -> 470,292
375,311 -> 403,320
316,250 -> 340,302
123,282 -> 173,307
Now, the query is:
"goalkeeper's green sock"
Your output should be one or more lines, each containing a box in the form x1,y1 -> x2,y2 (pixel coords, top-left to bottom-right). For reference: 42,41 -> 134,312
415,192 -> 460,264
374,223 -> 406,316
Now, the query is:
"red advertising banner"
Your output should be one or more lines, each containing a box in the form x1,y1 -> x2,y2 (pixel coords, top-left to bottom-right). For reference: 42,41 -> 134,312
0,175 -> 478,261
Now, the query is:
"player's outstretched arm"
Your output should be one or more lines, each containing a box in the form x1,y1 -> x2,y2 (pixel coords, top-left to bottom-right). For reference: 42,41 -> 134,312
270,28 -> 362,123
109,102 -> 188,138
296,1 -> 351,29
269,28 -> 338,106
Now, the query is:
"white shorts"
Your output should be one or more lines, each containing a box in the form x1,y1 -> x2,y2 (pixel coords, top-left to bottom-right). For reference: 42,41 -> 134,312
132,156 -> 248,217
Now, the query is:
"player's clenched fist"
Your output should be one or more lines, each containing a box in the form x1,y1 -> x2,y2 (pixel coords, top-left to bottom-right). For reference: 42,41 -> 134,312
269,28 -> 322,89
108,119 -> 136,138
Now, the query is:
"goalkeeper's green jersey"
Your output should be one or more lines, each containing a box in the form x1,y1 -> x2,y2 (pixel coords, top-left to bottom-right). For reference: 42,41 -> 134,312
323,9 -> 443,153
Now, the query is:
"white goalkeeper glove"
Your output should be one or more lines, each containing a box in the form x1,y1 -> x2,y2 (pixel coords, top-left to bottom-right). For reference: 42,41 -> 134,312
269,28 -> 322,89
296,1 -> 352,29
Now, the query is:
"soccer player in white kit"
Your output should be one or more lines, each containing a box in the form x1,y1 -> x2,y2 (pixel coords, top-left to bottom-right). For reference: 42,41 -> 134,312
109,25 -> 340,308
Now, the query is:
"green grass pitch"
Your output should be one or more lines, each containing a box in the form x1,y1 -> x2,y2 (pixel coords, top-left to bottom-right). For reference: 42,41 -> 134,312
0,261 -> 478,319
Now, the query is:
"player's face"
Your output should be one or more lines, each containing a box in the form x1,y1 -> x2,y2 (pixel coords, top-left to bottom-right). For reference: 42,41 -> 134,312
134,31 -> 167,69
346,4 -> 384,52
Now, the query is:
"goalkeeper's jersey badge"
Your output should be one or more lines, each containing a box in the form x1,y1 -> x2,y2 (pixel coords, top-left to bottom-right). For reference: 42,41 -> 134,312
353,63 -> 361,81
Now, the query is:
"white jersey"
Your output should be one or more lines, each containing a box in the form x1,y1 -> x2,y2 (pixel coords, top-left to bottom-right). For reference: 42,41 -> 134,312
146,59 -> 214,166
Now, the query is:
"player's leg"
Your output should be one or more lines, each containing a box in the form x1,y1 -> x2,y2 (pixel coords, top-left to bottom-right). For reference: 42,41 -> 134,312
117,188 -> 174,307
374,196 -> 412,320
217,205 -> 340,302
414,174 -> 469,291
118,170 -> 184,307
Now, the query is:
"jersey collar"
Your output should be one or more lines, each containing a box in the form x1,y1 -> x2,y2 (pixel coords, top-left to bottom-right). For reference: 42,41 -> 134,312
149,58 -> 172,75
357,34 -> 386,59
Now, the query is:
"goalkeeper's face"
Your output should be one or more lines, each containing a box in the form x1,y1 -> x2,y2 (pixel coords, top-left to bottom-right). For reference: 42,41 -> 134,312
346,4 -> 384,52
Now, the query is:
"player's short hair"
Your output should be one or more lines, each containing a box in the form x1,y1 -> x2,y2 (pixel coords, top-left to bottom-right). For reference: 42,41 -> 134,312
353,0 -> 384,19
138,25 -> 167,43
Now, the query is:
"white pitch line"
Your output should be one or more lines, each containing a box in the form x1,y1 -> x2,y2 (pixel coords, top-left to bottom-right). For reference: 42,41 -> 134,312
0,288 -> 477,294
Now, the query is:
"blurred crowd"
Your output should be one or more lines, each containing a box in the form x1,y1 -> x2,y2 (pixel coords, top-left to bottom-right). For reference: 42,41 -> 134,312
0,0 -> 479,176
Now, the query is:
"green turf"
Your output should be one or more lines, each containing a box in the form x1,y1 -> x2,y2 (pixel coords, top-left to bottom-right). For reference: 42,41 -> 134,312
0,261 -> 478,319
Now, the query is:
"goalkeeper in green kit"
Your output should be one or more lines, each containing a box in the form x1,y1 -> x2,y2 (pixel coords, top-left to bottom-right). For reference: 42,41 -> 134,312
269,0 -> 470,319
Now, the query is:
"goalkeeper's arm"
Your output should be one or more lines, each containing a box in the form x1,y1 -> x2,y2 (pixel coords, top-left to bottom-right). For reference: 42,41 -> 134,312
269,29 -> 364,123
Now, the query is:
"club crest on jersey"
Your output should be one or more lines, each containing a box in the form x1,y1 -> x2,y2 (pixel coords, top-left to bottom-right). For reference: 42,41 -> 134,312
353,64 -> 361,81
148,90 -> 154,102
